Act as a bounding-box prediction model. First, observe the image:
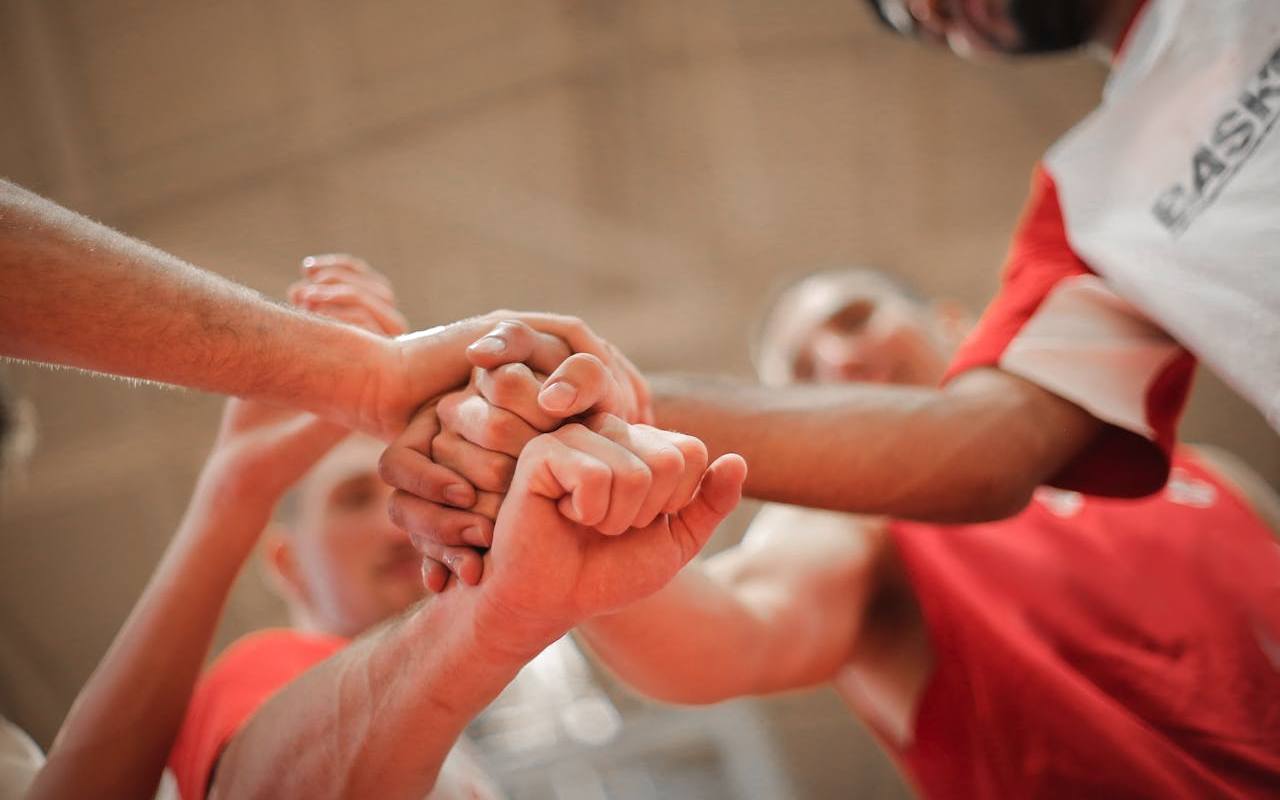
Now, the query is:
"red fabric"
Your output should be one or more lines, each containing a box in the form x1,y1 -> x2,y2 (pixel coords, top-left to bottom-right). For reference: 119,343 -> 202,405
168,629 -> 347,800
944,167 -> 1094,378
1114,0 -> 1153,63
944,166 -> 1194,497
890,452 -> 1280,799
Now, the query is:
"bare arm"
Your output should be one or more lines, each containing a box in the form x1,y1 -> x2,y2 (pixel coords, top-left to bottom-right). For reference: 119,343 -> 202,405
25,263 -> 396,800
0,180 -> 402,431
579,505 -> 886,704
27,471 -> 314,800
211,588 -> 533,800
214,417 -> 742,799
651,367 -> 1101,522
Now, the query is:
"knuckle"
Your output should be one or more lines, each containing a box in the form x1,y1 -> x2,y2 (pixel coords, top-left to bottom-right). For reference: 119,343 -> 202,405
557,422 -> 589,440
615,461 -> 652,493
480,458 -> 515,491
491,364 -> 532,402
480,412 -> 519,448
649,445 -> 684,478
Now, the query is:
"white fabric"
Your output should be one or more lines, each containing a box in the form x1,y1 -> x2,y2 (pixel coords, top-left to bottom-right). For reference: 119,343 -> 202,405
1044,0 -> 1280,432
1000,274 -> 1184,438
0,717 -> 43,800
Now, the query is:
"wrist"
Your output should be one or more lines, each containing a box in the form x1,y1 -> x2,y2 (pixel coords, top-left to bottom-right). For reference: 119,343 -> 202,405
463,583 -> 570,665
350,333 -> 406,438
376,317 -> 497,436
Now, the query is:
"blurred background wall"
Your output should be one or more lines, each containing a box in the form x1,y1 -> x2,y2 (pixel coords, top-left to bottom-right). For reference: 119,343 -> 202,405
0,1 -> 1275,797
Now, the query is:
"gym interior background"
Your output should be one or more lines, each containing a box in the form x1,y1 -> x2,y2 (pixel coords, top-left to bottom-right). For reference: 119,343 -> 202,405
1,1 -> 1275,797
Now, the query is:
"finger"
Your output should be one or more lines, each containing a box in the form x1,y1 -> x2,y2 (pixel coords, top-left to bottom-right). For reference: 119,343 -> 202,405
301,253 -> 391,287
422,557 -> 450,594
432,429 -> 517,493
586,415 -> 685,529
652,427 -> 708,513
503,312 -> 612,363
296,285 -> 407,336
669,454 -> 748,563
471,489 -> 503,522
379,409 -> 477,509
416,543 -> 485,587
551,424 -> 652,536
474,364 -> 559,432
466,319 -> 572,376
437,389 -> 540,457
301,268 -> 395,305
538,353 -> 616,417
611,342 -> 653,423
389,489 -> 494,548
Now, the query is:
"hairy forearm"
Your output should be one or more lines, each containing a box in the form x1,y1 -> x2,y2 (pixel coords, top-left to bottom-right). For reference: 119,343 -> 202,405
213,588 -> 550,800
0,179 -> 390,430
651,370 -> 1098,522
29,480 -> 275,800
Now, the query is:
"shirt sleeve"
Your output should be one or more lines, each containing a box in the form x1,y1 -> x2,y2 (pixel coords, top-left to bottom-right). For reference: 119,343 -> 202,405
944,165 -> 1195,497
167,630 -> 346,800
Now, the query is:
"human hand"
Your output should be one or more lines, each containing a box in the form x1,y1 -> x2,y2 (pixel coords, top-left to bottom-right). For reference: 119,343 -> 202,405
199,255 -> 406,511
378,320 -> 652,582
368,313 -> 651,441
470,415 -> 746,650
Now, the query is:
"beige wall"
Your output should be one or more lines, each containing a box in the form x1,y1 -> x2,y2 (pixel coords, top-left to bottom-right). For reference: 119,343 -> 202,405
1,0 -> 1275,796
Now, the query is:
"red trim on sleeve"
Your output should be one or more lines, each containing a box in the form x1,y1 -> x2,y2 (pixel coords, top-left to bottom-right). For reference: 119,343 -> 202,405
943,166 -> 1093,384
944,166 -> 1191,497
168,630 -> 347,800
1145,350 -> 1195,458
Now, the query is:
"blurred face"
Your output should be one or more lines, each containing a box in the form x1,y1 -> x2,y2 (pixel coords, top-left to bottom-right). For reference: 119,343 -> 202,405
870,0 -> 1110,56
285,437 -> 424,637
791,294 -> 952,387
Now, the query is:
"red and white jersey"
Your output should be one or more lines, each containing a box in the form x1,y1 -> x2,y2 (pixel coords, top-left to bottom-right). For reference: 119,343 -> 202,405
948,0 -> 1280,496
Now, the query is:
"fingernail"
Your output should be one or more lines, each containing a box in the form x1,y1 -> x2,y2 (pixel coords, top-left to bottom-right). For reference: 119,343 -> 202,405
462,526 -> 484,547
443,485 -> 473,507
539,381 -> 577,412
469,336 -> 507,356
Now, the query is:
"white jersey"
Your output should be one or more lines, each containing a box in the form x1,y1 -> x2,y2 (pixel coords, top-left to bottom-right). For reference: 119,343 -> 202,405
949,0 -> 1280,496
1047,0 -> 1280,432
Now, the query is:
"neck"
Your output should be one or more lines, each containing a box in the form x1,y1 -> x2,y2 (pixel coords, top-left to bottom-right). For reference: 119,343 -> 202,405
1087,0 -> 1146,62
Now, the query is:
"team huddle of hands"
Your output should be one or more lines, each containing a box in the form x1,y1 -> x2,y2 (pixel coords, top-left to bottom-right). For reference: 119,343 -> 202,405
219,254 -> 746,653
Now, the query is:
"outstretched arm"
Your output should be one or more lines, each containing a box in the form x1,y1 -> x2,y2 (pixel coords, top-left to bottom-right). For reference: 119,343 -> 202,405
384,340 -> 1099,594
0,181 -> 396,430
579,504 -> 887,704
648,369 -> 1099,522
0,180 -> 645,438
25,258 -> 403,800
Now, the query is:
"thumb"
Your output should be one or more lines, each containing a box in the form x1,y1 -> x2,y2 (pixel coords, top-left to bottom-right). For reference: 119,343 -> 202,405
669,454 -> 747,563
537,353 -> 614,418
